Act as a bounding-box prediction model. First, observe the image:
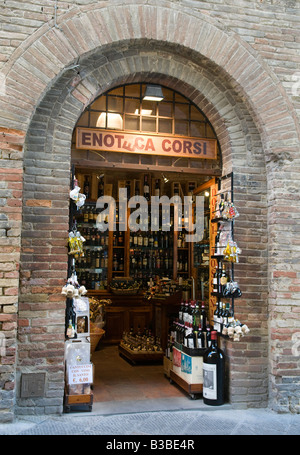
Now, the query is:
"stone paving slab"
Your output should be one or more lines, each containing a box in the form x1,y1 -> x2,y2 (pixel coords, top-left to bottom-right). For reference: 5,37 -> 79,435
0,404 -> 300,436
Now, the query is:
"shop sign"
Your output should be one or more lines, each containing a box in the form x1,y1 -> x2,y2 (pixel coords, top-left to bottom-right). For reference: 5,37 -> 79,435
76,127 -> 217,160
68,363 -> 93,384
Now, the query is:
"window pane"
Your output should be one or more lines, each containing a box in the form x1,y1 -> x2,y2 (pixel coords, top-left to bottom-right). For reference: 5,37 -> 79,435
125,84 -> 140,97
161,88 -> 173,102
125,115 -> 140,131
141,100 -> 156,116
109,87 -> 124,96
174,104 -> 189,120
175,93 -> 188,103
190,122 -> 206,137
206,124 -> 216,138
125,99 -> 140,114
107,96 -> 123,113
159,118 -> 172,134
77,111 -> 89,127
90,96 -> 106,111
142,118 -> 156,132
90,111 -> 103,128
92,112 -> 123,129
190,106 -> 205,121
159,102 -> 172,117
175,120 -> 188,136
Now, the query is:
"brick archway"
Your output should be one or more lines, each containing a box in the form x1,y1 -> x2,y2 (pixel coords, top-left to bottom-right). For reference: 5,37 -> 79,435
0,2 -> 299,419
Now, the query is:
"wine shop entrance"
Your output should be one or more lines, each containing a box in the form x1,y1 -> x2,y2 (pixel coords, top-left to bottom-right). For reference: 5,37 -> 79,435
66,83 -> 224,409
69,164 -> 219,407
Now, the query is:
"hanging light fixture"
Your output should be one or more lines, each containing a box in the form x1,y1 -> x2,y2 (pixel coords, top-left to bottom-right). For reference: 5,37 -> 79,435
161,173 -> 169,183
96,112 -> 123,129
143,84 -> 164,102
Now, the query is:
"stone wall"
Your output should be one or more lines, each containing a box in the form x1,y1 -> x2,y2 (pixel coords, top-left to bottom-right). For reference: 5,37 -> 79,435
0,0 -> 299,421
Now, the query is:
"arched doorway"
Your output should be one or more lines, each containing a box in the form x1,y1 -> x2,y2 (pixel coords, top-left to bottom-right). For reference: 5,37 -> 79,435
69,83 -> 223,406
17,43 -> 270,414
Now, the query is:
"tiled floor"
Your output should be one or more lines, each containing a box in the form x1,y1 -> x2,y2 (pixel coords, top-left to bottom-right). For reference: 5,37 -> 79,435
92,344 -> 187,403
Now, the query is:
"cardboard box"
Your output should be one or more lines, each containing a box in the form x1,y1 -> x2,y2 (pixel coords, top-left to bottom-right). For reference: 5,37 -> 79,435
172,347 -> 182,376
181,352 -> 203,384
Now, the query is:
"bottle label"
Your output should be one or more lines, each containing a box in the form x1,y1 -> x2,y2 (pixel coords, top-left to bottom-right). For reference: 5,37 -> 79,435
203,363 -> 217,400
188,338 -> 194,349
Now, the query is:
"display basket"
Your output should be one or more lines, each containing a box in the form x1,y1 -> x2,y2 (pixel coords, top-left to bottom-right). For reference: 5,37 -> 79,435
89,326 -> 105,352
109,277 -> 140,295
110,287 -> 140,295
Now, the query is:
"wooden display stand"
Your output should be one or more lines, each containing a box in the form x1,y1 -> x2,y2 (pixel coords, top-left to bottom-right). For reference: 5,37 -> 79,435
64,386 -> 93,413
169,370 -> 202,400
168,344 -> 204,400
64,362 -> 94,413
118,343 -> 164,365
163,356 -> 172,378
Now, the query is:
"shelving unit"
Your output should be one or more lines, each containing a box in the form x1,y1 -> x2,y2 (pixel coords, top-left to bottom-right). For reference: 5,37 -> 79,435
71,168 -> 201,293
210,172 -> 238,330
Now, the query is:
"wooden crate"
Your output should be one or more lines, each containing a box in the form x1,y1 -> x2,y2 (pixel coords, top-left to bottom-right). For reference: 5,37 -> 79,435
64,385 -> 93,412
118,343 -> 164,365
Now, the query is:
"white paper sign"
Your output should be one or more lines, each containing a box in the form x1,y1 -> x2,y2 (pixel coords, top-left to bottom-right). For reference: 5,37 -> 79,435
68,363 -> 93,385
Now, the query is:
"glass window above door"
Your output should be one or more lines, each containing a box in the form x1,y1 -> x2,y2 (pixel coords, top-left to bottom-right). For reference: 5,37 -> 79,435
79,83 -> 217,140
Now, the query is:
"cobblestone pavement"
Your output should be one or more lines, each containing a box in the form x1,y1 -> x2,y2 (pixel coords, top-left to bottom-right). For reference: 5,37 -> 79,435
0,399 -> 300,436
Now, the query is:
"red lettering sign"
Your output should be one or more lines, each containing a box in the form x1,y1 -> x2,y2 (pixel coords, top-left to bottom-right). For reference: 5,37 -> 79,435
76,128 -> 217,160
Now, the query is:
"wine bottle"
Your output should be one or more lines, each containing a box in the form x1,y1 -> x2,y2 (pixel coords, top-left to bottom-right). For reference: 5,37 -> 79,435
179,299 -> 185,321
213,267 -> 219,294
118,230 -> 124,246
186,323 -> 194,348
214,230 -> 221,256
83,206 -> 89,223
220,264 -> 228,295
197,325 -> 204,348
98,175 -> 104,198
113,253 -> 118,271
83,176 -> 90,199
200,301 -> 207,329
143,175 -> 150,200
203,330 -> 225,406
155,179 -> 160,197
138,230 -> 143,246
206,325 -> 211,347
183,301 -> 189,324
95,250 -> 100,269
213,303 -> 219,331
193,301 -> 201,328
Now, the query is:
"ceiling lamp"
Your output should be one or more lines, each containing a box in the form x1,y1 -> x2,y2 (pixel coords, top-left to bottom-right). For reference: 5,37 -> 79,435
96,112 -> 123,129
143,84 -> 164,102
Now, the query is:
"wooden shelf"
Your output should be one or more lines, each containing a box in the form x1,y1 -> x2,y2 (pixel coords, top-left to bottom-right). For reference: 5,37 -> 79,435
118,344 -> 164,365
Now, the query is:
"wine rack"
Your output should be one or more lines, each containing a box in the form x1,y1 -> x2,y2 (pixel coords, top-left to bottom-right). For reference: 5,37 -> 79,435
210,172 -> 239,332
69,169 -> 200,293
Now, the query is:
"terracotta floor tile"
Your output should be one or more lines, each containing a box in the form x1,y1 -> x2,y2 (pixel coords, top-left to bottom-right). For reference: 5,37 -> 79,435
91,344 -> 186,403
